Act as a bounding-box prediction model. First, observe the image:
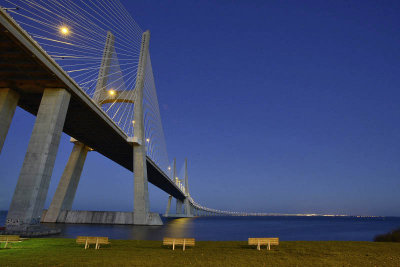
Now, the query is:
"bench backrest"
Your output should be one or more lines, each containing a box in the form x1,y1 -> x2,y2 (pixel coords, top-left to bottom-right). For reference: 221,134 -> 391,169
95,237 -> 109,244
76,236 -> 89,243
76,236 -> 109,244
248,238 -> 279,245
0,235 -> 20,242
163,238 -> 195,246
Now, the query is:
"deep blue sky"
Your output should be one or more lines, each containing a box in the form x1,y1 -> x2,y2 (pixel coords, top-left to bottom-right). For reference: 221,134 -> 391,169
1,0 -> 399,216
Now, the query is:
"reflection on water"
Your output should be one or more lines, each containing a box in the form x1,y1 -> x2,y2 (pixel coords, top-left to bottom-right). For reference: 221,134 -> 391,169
45,217 -> 196,240
164,218 -> 195,238
1,211 -> 400,241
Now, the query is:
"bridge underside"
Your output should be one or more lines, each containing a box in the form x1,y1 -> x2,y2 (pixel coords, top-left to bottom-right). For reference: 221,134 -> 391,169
0,20 -> 184,201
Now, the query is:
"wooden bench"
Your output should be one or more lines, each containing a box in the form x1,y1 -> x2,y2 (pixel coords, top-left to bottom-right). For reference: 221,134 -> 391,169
163,237 -> 195,251
0,235 -> 21,248
248,237 -> 279,250
76,236 -> 110,249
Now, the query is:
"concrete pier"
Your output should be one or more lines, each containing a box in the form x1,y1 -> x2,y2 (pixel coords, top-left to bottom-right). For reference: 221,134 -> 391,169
6,88 -> 70,231
0,88 -> 19,153
42,142 -> 89,223
183,158 -> 191,216
132,30 -> 159,225
176,199 -> 183,214
184,199 -> 191,216
165,195 -> 172,216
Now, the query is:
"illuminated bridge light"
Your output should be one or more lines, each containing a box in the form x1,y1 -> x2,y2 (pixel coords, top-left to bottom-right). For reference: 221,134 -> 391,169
60,26 -> 70,35
108,89 -> 116,96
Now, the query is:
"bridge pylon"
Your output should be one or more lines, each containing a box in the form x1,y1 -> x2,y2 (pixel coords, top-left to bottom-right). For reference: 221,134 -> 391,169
132,30 -> 161,225
183,158 -> 192,216
173,158 -> 184,215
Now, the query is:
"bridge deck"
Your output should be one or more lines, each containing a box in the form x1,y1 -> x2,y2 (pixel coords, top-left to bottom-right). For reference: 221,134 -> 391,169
0,9 -> 185,201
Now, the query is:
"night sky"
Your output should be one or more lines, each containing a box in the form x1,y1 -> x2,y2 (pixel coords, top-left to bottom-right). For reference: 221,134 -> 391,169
1,0 -> 399,216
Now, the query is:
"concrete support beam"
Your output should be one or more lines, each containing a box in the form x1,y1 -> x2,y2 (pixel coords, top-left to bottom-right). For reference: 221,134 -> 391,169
133,30 -> 155,225
184,198 -> 191,216
184,158 -> 189,195
6,88 -> 70,231
42,142 -> 89,223
0,88 -> 19,153
165,195 -> 172,216
176,199 -> 183,214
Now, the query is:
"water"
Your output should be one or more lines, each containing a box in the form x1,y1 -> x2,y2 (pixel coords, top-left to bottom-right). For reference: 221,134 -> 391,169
1,211 -> 399,241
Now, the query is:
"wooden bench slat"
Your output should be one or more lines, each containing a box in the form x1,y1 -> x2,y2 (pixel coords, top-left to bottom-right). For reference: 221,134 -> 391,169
76,236 -> 110,250
0,235 -> 21,249
163,238 -> 195,250
248,237 -> 279,250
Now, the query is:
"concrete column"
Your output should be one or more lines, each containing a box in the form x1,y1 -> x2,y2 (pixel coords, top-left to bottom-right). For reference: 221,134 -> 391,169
184,158 -> 189,195
133,31 -> 151,225
0,88 -> 20,153
183,158 -> 191,216
43,142 -> 89,223
184,198 -> 191,216
165,195 -> 172,216
172,158 -> 182,214
176,199 -> 183,214
6,88 -> 70,230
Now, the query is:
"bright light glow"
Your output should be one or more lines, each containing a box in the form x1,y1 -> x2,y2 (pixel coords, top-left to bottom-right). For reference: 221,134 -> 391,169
108,89 -> 116,96
168,166 -> 171,170
60,26 -> 69,35
132,120 -> 135,124
146,138 -> 150,142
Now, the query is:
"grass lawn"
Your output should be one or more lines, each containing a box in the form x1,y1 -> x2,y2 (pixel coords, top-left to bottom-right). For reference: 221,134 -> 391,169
1,238 -> 400,266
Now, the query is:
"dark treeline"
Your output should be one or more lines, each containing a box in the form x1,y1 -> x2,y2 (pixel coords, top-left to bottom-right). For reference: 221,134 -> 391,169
374,228 -> 400,242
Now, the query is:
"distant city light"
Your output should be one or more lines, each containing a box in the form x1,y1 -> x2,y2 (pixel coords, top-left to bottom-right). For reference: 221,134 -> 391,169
60,26 -> 69,35
108,89 -> 116,96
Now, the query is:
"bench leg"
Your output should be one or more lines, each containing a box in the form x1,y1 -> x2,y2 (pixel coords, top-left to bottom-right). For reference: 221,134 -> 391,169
257,241 -> 260,251
268,242 -> 270,250
96,238 -> 99,250
172,240 -> 175,250
85,240 -> 88,249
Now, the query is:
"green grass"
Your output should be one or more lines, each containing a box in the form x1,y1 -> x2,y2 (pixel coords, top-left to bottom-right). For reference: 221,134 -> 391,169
1,238 -> 400,266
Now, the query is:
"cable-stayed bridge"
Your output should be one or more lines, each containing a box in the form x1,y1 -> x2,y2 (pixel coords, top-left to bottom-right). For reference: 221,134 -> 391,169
0,1 -> 249,233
